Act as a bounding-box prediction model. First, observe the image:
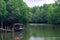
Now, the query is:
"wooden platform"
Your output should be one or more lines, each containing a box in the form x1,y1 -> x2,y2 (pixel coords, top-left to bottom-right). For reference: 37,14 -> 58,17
0,28 -> 13,32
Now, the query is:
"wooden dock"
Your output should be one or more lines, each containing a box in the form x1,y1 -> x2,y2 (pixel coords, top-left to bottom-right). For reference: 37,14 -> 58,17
0,28 -> 13,32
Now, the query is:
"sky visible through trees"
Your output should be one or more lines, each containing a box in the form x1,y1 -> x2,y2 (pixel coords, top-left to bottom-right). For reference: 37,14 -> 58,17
0,0 -> 60,26
23,0 -> 55,7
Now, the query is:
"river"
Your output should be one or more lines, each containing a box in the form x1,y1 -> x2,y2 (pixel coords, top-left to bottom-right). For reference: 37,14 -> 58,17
29,36 -> 60,40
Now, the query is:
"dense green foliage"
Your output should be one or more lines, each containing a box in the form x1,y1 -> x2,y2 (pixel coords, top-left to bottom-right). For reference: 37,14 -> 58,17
30,1 -> 60,24
0,0 -> 30,26
0,0 -> 60,26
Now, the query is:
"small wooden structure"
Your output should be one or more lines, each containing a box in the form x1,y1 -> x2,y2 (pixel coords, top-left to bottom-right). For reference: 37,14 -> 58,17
0,23 -> 24,40
13,23 -> 23,26
13,23 -> 24,40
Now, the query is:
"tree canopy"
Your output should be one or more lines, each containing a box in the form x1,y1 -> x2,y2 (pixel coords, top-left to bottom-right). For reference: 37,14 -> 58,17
0,0 -> 60,26
29,0 -> 60,24
0,0 -> 31,26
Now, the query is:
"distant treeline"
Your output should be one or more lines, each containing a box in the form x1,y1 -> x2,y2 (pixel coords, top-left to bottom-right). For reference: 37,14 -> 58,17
29,0 -> 60,24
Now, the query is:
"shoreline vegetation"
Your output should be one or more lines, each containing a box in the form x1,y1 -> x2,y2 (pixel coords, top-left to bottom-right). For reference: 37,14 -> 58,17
0,0 -> 60,40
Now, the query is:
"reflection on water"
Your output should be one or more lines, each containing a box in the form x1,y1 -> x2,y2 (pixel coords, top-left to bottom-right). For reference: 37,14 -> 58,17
29,36 -> 46,40
29,36 -> 60,40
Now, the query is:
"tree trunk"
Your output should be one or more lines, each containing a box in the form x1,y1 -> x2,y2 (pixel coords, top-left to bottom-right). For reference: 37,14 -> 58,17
1,22 -> 3,40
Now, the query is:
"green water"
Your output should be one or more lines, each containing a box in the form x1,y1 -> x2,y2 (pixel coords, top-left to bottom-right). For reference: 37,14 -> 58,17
0,24 -> 60,40
0,32 -> 13,40
23,24 -> 60,40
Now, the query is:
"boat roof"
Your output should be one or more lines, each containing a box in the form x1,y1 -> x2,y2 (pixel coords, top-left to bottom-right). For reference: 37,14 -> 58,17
13,23 -> 23,26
